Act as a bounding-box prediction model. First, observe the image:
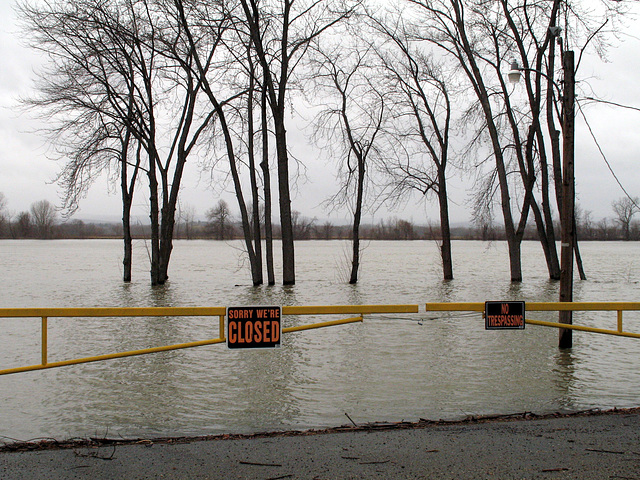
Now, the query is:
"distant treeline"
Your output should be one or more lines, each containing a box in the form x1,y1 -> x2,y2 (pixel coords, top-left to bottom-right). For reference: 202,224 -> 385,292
1,214 -> 638,242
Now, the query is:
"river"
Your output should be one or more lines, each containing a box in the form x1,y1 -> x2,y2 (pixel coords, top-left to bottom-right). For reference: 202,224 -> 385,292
1,239 -> 639,441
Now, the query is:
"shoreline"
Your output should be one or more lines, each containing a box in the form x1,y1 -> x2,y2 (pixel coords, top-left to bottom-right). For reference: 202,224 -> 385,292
2,406 -> 637,453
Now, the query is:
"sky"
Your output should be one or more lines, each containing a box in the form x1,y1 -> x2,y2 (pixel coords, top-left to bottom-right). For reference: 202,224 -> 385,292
1,1 -> 640,227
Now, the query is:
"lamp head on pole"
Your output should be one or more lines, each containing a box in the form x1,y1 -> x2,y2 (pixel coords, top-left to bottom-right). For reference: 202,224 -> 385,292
508,61 -> 522,84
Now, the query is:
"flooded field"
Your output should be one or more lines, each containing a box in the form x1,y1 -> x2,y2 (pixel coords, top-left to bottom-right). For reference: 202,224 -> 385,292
1,239 -> 639,441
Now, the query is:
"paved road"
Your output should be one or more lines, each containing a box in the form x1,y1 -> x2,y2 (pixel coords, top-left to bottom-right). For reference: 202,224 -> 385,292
2,410 -> 639,479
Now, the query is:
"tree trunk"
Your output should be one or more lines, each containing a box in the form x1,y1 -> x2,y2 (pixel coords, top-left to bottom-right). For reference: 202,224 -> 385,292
158,127 -> 192,284
148,159 -> 161,286
158,203 -> 175,284
349,157 -> 366,284
438,174 -> 454,281
261,85 -> 275,285
535,128 -> 560,279
247,68 -> 263,285
507,237 -> 523,283
498,159 -> 523,282
574,216 -> 587,280
531,199 -> 561,280
274,116 -> 295,285
216,103 -> 261,284
122,197 -> 133,283
120,131 -> 136,283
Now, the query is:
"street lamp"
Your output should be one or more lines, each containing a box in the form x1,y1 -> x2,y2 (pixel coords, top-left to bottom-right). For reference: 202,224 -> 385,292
508,50 -> 576,349
508,61 -> 523,84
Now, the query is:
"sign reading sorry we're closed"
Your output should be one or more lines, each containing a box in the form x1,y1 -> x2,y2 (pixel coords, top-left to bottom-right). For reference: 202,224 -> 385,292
227,306 -> 282,349
485,301 -> 525,330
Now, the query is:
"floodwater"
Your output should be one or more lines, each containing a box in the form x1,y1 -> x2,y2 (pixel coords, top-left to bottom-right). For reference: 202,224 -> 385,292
1,239 -> 639,442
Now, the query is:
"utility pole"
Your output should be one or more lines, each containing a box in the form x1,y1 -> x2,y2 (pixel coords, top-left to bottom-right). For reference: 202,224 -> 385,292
559,50 -> 575,349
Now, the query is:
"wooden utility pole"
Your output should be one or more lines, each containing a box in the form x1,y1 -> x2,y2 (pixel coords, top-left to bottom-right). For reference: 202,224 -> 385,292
559,50 -> 575,349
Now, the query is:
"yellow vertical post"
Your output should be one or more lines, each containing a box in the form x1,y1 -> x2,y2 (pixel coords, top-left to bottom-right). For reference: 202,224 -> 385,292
219,315 -> 226,341
41,317 -> 48,366
618,311 -> 623,333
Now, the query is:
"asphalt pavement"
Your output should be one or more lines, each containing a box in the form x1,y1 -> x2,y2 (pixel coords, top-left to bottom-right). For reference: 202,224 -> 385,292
1,409 -> 639,479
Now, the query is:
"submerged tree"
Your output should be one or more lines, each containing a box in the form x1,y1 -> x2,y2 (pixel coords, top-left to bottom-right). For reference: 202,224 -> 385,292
404,0 -> 626,281
309,38 -> 386,284
21,0 -> 215,285
173,0 -> 265,285
19,0 -> 143,281
239,0 -> 358,285
369,11 -> 456,280
381,0 -> 519,281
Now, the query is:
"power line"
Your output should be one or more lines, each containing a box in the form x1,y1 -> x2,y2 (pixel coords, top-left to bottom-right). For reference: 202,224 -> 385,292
577,100 -> 640,210
582,97 -> 640,113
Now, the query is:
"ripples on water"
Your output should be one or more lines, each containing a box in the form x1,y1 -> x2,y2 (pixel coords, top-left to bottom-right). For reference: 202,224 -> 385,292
1,239 -> 640,441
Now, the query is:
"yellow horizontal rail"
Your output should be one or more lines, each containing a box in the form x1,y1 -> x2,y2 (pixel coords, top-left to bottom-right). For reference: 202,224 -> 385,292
0,305 -> 417,376
283,305 -> 419,315
525,319 -> 640,339
0,338 -> 227,376
284,316 -> 363,333
0,306 -> 228,318
425,301 -> 640,312
0,305 -> 417,319
425,302 -> 640,339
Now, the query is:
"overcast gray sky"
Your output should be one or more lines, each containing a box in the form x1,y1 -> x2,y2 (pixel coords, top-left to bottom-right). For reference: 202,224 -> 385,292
1,1 -> 639,226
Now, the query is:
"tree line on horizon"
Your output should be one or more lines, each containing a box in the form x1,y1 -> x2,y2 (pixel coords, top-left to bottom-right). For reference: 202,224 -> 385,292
16,0 -> 636,285
2,195 -> 639,242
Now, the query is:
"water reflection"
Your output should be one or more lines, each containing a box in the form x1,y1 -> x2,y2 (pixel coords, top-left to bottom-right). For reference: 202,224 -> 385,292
346,283 -> 365,306
148,283 -> 179,307
553,350 -> 579,411
505,281 -> 524,299
434,279 -> 456,303
539,280 -> 559,300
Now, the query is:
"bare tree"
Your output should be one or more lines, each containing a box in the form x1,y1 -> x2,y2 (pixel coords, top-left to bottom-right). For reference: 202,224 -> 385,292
369,12 -> 455,279
317,221 -> 335,240
19,0 -> 147,281
30,200 -> 57,239
239,0 -> 358,285
403,0 -> 532,281
575,204 -> 594,240
173,0 -> 269,285
309,37 -> 386,284
21,0 -> 216,285
612,197 -> 640,241
403,0 -> 620,281
206,200 -> 233,240
0,193 -> 7,237
394,219 -> 416,240
13,212 -> 32,238
291,211 -> 316,240
596,218 -> 610,240
176,203 -> 197,240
